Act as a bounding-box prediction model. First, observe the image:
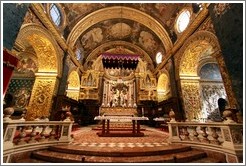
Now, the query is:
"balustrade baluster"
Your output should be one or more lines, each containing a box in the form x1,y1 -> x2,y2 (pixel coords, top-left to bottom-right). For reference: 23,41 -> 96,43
17,126 -> 27,145
210,127 -> 220,145
49,125 -> 57,141
199,126 -> 210,143
191,126 -> 199,142
183,126 -> 190,141
39,126 -> 47,142
28,126 -> 37,143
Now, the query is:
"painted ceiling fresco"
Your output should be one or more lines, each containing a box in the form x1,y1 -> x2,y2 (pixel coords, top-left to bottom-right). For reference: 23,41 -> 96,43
61,3 -> 187,68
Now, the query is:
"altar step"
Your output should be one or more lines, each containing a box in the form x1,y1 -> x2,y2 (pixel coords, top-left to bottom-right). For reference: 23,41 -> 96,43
16,144 -> 222,163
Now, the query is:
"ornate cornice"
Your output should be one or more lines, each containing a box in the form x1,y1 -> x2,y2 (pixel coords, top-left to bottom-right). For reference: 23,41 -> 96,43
154,6 -> 209,74
67,6 -> 173,52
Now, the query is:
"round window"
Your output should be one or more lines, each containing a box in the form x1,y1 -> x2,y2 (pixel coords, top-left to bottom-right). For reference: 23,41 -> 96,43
176,10 -> 191,33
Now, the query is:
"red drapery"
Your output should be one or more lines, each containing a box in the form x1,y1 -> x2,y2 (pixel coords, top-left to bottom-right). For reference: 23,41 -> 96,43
3,48 -> 19,97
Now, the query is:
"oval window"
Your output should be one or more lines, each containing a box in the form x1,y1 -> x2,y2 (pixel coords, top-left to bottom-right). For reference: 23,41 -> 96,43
176,10 -> 191,33
49,4 -> 61,26
156,52 -> 163,64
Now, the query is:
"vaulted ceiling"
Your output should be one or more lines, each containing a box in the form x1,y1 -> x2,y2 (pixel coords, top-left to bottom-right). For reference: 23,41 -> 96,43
56,3 -> 200,71
18,3 -> 204,73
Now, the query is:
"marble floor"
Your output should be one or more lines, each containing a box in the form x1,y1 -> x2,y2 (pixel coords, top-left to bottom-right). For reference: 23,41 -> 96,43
71,125 -> 170,147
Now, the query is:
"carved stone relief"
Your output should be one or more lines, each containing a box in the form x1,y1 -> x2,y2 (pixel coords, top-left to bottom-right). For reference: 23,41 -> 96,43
26,77 -> 57,120
27,34 -> 57,72
180,40 -> 211,75
200,83 -> 227,118
181,81 -> 201,120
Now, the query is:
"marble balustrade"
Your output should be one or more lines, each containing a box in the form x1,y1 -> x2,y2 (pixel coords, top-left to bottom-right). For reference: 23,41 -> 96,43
168,121 -> 243,163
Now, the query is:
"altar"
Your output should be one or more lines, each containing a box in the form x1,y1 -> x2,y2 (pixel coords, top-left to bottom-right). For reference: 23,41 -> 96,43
94,116 -> 149,137
100,107 -> 138,116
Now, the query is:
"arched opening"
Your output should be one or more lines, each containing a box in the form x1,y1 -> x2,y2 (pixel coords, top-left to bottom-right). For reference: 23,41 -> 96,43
66,70 -> 80,101
157,73 -> 170,102
13,24 -> 61,120
178,31 -> 227,121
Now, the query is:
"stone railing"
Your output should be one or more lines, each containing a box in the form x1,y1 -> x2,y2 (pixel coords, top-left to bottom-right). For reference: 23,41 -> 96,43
168,121 -> 243,163
3,119 -> 74,163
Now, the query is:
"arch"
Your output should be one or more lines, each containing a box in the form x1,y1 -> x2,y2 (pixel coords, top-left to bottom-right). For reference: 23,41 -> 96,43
67,6 -> 173,53
15,23 -> 62,120
16,23 -> 62,76
157,72 -> 170,102
177,31 -> 226,121
66,70 -> 80,101
177,31 -> 221,78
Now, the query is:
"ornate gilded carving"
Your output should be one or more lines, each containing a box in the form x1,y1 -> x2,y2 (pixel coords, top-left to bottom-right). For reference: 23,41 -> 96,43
27,34 -> 57,72
154,7 -> 209,74
14,88 -> 31,109
66,70 -> 80,101
81,70 -> 99,89
181,81 -> 201,120
175,31 -> 221,79
213,3 -> 231,18
66,91 -> 79,101
197,17 -> 216,34
67,6 -> 173,52
30,4 -> 68,51
176,30 -> 238,119
15,24 -> 62,77
157,73 -> 171,102
26,77 -> 57,120
180,40 -> 211,76
67,71 -> 80,88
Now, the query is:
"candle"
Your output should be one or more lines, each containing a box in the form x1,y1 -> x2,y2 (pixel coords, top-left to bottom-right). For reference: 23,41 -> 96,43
142,107 -> 144,116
